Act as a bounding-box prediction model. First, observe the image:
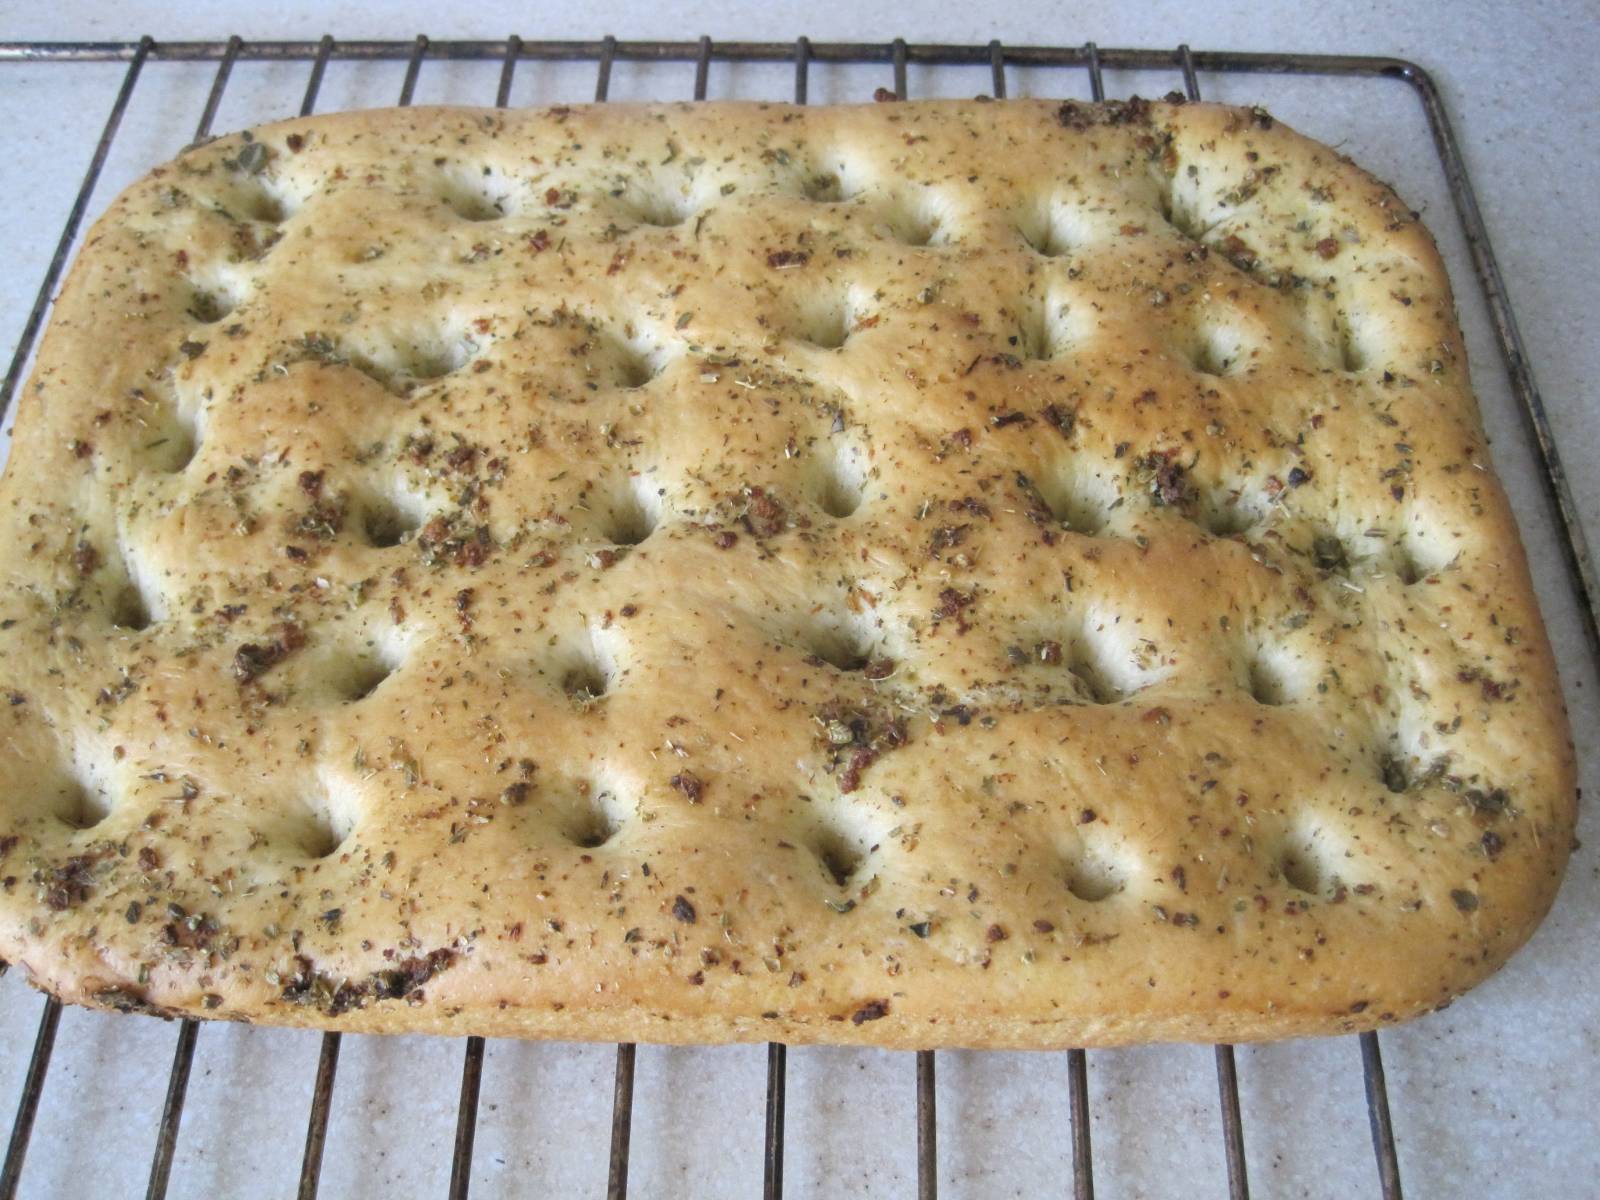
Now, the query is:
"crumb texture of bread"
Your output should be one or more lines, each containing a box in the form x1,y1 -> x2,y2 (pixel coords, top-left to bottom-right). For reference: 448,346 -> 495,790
0,98 -> 1574,1047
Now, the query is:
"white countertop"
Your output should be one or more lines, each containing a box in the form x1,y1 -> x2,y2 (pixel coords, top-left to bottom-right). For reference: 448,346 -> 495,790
0,4 -> 1595,1198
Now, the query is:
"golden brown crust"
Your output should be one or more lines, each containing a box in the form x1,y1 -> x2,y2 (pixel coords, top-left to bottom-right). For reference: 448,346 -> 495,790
0,98 -> 1574,1047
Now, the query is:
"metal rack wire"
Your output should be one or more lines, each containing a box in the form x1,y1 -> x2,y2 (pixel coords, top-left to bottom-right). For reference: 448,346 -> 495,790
0,34 -> 1591,1200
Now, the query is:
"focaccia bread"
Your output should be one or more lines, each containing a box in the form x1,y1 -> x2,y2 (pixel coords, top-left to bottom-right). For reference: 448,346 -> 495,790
0,97 -> 1574,1047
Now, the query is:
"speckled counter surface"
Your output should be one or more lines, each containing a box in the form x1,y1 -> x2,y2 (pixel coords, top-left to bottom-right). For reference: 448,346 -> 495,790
0,3 -> 1594,1197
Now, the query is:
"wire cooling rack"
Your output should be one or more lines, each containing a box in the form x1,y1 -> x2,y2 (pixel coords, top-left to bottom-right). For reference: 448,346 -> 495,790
0,34 -> 1593,1200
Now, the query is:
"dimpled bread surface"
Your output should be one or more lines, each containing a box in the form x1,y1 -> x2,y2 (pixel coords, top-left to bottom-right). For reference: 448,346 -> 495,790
0,97 -> 1574,1047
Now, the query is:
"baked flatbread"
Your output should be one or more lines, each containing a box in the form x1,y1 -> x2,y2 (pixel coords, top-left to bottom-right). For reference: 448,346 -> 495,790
0,98 -> 1573,1046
